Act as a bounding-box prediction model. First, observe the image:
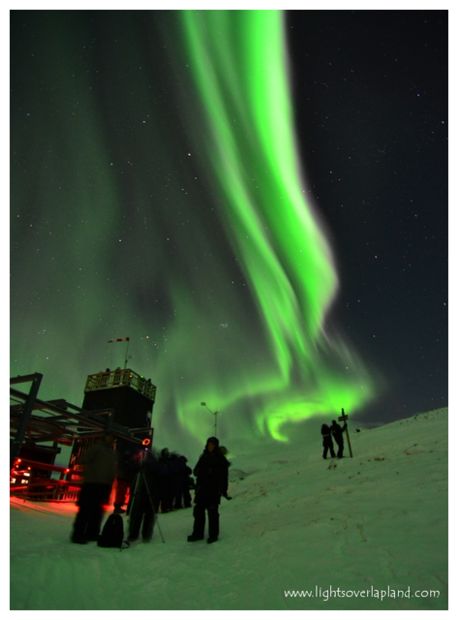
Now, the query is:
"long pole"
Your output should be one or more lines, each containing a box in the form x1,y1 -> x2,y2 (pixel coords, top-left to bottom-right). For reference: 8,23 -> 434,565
339,408 -> 353,458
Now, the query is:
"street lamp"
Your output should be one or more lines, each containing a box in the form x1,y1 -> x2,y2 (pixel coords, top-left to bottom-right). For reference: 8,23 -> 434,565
201,402 -> 219,437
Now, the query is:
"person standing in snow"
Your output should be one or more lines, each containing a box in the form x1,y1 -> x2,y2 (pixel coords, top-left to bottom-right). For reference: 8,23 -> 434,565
331,420 -> 347,458
321,423 -> 336,459
128,449 -> 160,543
157,448 -> 173,513
187,436 -> 230,544
113,443 -> 136,514
71,433 -> 117,544
173,455 -> 193,509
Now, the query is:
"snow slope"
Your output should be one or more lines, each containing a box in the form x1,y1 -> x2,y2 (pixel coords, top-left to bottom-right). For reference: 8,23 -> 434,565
9,408 -> 448,610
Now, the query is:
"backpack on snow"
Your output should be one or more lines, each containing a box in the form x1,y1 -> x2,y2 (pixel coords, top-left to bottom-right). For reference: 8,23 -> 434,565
97,513 -> 124,548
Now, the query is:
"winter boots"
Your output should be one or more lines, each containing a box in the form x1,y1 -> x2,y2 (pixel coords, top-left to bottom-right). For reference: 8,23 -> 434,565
187,534 -> 204,541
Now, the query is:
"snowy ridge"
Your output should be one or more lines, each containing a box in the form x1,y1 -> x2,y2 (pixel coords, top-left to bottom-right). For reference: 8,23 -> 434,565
10,408 -> 447,610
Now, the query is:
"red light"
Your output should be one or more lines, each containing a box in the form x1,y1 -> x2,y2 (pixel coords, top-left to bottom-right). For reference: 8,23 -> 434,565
142,438 -> 151,446
64,468 -> 70,474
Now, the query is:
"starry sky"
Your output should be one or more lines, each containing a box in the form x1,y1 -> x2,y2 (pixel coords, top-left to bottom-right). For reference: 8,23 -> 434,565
10,10 -> 448,453
286,10 -> 448,421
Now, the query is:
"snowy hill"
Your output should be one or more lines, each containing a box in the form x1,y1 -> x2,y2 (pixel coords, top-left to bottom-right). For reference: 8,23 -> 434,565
10,408 -> 448,610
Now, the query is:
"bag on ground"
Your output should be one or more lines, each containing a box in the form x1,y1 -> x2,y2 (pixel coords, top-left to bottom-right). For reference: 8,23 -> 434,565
97,513 -> 124,548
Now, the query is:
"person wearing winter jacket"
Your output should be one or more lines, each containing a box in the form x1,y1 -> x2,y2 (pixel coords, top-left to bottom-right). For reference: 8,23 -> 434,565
173,455 -> 193,509
321,424 -> 336,459
71,433 -> 117,544
127,449 -> 160,543
113,443 -> 137,514
331,420 -> 347,458
157,448 -> 173,513
187,437 -> 229,544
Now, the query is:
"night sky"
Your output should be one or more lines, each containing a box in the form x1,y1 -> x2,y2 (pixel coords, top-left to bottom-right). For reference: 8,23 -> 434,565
287,10 -> 448,421
10,10 -> 448,453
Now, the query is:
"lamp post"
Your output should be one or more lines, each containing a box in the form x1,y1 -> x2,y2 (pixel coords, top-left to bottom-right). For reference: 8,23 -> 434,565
201,402 -> 219,437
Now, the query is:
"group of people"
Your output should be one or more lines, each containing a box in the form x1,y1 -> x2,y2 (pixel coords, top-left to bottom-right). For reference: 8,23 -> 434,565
321,420 -> 347,459
114,446 -> 194,515
71,434 -> 230,546
71,419 -> 349,546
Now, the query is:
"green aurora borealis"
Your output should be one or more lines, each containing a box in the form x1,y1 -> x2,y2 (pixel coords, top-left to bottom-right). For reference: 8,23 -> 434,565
11,10 -> 376,449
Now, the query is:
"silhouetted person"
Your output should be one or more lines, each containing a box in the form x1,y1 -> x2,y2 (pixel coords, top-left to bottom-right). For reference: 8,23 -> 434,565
71,433 -> 117,544
188,437 -> 229,544
321,424 -> 335,459
158,448 -> 173,512
173,455 -> 193,509
128,449 -> 160,543
331,420 -> 347,458
168,453 -> 182,510
114,445 -> 136,514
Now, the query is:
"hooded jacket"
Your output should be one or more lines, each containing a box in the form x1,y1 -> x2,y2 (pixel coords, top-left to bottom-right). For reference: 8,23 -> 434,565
193,448 -> 229,505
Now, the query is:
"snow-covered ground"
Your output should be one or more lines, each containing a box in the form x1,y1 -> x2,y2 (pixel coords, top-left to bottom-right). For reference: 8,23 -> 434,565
9,408 -> 448,610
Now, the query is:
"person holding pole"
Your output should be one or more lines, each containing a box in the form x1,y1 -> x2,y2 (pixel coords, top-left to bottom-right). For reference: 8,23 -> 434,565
331,420 -> 347,459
